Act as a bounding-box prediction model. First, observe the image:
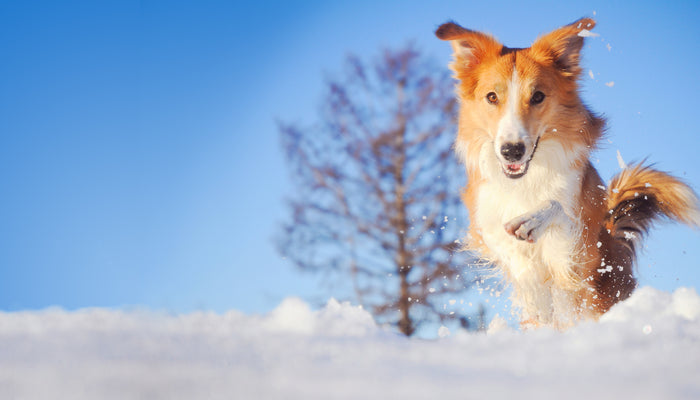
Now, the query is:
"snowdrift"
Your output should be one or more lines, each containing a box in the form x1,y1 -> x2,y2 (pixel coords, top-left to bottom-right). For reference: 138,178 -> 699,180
1,286 -> 699,399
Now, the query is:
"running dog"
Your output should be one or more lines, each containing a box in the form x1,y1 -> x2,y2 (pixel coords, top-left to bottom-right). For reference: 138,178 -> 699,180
436,17 -> 700,327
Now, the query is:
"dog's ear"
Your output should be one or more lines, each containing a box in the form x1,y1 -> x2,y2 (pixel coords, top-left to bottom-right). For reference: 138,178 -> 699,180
435,22 -> 502,69
530,18 -> 596,78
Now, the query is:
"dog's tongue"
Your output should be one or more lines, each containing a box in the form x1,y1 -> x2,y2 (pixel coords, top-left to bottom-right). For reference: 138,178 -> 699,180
507,163 -> 523,172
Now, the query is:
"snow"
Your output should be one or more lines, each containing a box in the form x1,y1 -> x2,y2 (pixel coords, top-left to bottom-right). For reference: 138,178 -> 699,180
437,325 -> 451,338
624,230 -> 637,240
577,29 -> 599,38
2,287 -> 700,399
616,149 -> 627,169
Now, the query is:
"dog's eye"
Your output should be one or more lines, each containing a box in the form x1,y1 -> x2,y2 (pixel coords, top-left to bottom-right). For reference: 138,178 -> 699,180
486,92 -> 499,105
530,91 -> 546,105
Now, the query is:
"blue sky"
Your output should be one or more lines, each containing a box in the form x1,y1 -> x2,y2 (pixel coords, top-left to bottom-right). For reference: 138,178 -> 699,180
1,0 -> 699,316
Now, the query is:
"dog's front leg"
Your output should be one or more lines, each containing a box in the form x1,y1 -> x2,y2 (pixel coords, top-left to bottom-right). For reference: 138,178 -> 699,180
504,200 -> 564,243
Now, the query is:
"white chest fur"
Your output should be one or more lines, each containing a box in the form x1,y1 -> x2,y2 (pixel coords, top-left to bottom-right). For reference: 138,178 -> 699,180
470,140 -> 588,324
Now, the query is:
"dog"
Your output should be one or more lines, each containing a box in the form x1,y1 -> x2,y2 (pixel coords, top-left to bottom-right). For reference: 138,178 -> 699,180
435,17 -> 700,328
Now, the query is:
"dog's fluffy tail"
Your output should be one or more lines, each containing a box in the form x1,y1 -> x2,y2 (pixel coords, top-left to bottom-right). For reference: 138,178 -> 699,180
605,163 -> 700,253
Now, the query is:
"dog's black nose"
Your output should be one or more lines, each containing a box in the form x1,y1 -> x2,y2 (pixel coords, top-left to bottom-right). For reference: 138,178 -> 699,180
500,142 -> 526,162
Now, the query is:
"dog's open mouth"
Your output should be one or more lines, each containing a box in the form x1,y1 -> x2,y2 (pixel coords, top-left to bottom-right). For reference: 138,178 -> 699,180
502,161 -> 529,179
500,137 -> 539,179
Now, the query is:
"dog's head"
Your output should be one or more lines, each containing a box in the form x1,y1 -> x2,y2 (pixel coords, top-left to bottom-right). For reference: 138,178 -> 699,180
436,18 -> 600,179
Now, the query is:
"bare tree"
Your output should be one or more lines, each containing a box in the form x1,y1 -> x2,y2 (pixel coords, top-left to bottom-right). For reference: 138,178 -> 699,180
278,45 -> 478,336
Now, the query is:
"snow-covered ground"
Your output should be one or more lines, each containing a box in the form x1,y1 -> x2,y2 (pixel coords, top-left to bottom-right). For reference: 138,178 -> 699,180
1,286 -> 699,400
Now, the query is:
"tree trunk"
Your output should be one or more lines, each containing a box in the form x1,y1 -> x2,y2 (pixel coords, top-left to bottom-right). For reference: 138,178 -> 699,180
396,184 -> 413,335
396,192 -> 413,335
394,80 -> 414,336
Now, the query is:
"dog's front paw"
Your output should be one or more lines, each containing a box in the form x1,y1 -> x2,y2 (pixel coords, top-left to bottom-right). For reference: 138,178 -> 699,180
504,201 -> 563,243
504,213 -> 545,243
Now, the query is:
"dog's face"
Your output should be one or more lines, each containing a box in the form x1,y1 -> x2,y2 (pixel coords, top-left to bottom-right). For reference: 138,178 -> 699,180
437,18 -> 597,179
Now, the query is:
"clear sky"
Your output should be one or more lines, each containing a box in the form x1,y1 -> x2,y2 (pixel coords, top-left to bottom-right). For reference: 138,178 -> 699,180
1,0 -> 699,316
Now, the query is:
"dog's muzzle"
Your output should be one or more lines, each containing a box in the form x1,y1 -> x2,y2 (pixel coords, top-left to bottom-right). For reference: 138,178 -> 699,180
499,137 -> 540,179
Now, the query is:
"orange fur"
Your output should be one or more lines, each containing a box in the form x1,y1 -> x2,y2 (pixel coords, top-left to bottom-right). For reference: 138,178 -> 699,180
437,18 -> 700,327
